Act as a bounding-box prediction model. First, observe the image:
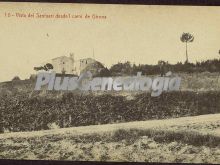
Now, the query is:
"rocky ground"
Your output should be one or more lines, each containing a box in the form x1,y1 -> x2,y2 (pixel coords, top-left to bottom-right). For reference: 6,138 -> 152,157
0,114 -> 220,163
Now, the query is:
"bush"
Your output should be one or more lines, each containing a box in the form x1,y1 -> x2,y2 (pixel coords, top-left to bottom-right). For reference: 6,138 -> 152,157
1,91 -> 220,133
109,59 -> 220,76
12,76 -> 20,81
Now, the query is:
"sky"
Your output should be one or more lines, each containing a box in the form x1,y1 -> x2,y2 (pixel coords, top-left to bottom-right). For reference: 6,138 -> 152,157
0,3 -> 220,82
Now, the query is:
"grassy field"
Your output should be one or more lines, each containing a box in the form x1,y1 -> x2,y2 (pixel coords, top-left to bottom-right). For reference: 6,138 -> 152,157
1,72 -> 220,93
1,72 -> 220,163
0,114 -> 220,163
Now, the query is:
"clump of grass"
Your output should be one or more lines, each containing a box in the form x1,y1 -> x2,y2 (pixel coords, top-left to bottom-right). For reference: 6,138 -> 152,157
67,128 -> 220,148
119,129 -> 220,147
4,128 -> 220,150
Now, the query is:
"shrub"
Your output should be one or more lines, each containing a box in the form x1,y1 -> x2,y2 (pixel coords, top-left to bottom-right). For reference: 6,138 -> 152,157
1,91 -> 220,132
12,76 -> 20,81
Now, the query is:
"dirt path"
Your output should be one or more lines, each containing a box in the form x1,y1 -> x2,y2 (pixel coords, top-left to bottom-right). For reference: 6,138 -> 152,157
1,113 -> 220,139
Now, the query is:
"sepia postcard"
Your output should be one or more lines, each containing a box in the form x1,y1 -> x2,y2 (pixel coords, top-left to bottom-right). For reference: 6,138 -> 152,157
0,2 -> 220,164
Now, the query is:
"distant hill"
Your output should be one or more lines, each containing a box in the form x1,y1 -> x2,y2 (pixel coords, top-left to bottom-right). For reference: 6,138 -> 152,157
1,72 -> 220,97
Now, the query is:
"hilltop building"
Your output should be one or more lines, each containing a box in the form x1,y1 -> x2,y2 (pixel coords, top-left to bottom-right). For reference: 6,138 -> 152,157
51,53 -> 77,75
34,53 -> 105,76
79,58 -> 96,73
51,55 -> 105,75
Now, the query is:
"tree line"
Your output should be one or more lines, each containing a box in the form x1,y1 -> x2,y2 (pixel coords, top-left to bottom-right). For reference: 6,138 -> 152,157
97,59 -> 220,77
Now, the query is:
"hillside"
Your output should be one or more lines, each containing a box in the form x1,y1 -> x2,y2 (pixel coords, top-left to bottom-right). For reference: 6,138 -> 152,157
0,114 -> 220,163
1,72 -> 220,95
1,72 -> 220,133
0,72 -> 220,163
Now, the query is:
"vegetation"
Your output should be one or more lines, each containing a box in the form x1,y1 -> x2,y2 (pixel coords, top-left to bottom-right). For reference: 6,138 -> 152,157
180,32 -> 194,63
1,91 -> 220,133
34,63 -> 53,71
107,59 -> 220,76
12,59 -> 220,79
0,127 -> 220,162
11,76 -> 20,81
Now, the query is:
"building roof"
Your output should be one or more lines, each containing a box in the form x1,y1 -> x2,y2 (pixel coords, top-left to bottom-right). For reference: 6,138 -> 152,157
80,58 -> 95,61
52,56 -> 70,61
